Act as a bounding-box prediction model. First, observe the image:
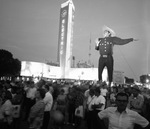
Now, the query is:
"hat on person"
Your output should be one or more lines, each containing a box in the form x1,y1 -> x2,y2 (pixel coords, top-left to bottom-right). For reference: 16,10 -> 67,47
102,25 -> 116,37
132,85 -> 140,91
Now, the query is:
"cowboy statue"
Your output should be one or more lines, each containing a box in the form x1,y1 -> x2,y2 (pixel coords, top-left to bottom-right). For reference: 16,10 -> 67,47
95,25 -> 138,87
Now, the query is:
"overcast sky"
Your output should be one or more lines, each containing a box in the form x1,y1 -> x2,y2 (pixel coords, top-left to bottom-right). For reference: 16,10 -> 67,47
0,0 -> 150,81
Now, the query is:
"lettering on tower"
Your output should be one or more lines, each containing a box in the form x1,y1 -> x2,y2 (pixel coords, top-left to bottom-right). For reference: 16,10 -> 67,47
57,0 -> 75,78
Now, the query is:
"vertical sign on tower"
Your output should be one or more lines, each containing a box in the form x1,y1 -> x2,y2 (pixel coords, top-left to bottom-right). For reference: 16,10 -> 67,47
57,0 -> 75,78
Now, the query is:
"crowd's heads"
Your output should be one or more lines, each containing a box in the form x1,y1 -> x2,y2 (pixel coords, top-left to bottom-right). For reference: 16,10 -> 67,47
3,82 -> 11,89
95,81 -> 107,88
49,86 -> 54,93
132,85 -> 140,97
43,84 -> 50,92
36,88 -> 46,99
132,85 -> 140,92
101,81 -> 107,88
94,87 -> 101,96
5,90 -> 12,100
115,92 -> 129,112
95,81 -> 101,87
89,84 -> 93,89
116,92 -> 129,102
89,88 -> 95,96
60,88 -> 65,94
26,81 -> 35,88
36,79 -> 46,88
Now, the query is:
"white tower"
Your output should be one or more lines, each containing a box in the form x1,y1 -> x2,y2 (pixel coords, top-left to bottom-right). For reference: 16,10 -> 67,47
57,0 -> 75,78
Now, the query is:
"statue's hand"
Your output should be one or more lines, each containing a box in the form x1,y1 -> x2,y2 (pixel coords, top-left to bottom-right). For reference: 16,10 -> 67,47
95,38 -> 99,46
133,38 -> 139,41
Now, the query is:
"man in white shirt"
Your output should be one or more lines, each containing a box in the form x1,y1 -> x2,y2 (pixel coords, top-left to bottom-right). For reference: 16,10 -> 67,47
98,92 -> 149,129
41,84 -> 53,129
91,87 -> 106,129
23,81 -> 37,120
100,82 -> 108,108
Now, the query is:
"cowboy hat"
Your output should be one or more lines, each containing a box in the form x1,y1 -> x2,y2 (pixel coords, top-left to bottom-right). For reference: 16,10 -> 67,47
102,25 -> 116,37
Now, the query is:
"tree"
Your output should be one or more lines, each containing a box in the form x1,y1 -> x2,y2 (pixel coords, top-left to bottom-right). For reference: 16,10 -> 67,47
0,49 -> 21,77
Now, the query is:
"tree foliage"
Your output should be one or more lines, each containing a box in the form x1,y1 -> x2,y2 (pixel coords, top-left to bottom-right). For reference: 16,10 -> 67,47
0,49 -> 21,77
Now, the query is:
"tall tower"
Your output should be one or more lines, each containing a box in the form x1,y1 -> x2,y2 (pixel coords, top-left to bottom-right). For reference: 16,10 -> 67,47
57,0 -> 75,78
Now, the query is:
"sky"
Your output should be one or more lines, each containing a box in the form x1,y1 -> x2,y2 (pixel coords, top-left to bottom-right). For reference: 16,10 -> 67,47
0,0 -> 150,81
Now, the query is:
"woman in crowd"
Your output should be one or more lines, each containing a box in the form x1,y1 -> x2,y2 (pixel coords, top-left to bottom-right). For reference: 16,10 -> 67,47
55,88 -> 67,118
66,86 -> 77,126
28,88 -> 46,129
86,87 -> 95,129
74,87 -> 84,128
0,91 -> 13,129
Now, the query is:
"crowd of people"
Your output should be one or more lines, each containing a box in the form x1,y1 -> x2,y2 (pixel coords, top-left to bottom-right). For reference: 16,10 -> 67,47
0,78 -> 150,129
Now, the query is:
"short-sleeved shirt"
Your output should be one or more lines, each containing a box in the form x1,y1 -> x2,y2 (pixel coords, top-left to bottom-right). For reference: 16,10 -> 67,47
87,95 -> 96,111
92,95 -> 106,110
98,107 -> 149,129
44,92 -> 53,111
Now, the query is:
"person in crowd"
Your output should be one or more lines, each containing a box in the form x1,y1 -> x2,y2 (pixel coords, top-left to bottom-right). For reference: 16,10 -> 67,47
28,88 -> 46,129
55,88 -> 67,119
86,88 -> 96,129
23,81 -> 37,121
128,85 -> 144,114
128,85 -> 145,129
49,86 -> 54,95
11,86 -> 24,129
91,87 -> 106,129
98,92 -> 149,129
95,25 -> 138,87
124,86 -> 132,97
0,95 -> 2,107
100,82 -> 108,108
11,87 -> 24,105
100,82 -> 108,98
0,91 -> 13,129
84,84 -> 93,99
74,87 -> 84,128
66,86 -> 76,126
109,86 -> 118,107
41,84 -> 53,129
84,84 -> 93,120
8,83 -> 16,98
